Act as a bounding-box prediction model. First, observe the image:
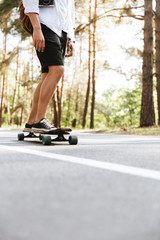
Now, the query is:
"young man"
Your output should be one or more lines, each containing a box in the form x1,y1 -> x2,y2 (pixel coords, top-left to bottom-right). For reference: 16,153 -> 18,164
22,0 -> 75,132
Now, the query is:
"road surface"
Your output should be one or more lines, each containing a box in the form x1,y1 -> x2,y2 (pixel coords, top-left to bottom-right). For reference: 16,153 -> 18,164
0,129 -> 160,240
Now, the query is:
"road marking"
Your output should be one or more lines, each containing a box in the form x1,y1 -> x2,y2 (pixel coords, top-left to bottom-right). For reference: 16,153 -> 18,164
0,144 -> 160,181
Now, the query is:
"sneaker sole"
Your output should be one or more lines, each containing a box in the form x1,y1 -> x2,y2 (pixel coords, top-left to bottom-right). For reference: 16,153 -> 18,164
32,128 -> 53,133
23,128 -> 33,133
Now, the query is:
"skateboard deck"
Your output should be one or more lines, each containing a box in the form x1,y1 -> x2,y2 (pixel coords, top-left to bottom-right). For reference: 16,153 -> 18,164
18,127 -> 78,145
23,127 -> 72,134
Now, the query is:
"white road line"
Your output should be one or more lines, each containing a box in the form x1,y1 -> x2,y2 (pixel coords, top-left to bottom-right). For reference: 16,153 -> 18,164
0,144 -> 160,181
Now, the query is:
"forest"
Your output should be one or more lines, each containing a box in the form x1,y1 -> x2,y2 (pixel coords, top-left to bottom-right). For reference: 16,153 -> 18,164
0,0 -> 159,130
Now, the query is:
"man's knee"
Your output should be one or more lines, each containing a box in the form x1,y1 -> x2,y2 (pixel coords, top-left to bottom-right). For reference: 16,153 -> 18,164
48,65 -> 64,78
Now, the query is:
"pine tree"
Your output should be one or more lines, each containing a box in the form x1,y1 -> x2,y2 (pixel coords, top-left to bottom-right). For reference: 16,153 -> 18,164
82,0 -> 92,128
90,0 -> 98,129
140,0 -> 155,126
155,0 -> 160,125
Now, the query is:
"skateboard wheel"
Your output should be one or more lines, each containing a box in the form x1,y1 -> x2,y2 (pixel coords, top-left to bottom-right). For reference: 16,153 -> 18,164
18,133 -> 24,141
42,136 -> 51,145
69,135 -> 78,145
39,134 -> 43,140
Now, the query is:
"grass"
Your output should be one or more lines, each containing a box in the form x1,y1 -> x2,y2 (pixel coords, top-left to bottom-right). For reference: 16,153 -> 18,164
90,126 -> 160,136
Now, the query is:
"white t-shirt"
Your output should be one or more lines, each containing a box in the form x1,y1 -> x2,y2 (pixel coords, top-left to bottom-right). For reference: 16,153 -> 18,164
22,0 -> 75,41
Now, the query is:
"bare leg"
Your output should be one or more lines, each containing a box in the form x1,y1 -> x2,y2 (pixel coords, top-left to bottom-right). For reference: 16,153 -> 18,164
35,65 -> 64,123
27,72 -> 48,124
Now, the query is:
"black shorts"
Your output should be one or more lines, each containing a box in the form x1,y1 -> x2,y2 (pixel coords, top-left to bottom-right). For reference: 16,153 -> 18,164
32,23 -> 67,73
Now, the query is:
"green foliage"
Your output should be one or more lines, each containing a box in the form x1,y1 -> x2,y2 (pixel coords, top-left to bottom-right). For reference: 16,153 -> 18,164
0,0 -> 29,38
0,0 -> 18,15
95,83 -> 142,128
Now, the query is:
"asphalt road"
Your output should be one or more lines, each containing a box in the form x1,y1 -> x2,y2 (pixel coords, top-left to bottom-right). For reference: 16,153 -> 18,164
0,129 -> 160,240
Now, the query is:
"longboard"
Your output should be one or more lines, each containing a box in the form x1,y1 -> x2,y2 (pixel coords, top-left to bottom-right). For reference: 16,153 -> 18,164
18,127 -> 78,145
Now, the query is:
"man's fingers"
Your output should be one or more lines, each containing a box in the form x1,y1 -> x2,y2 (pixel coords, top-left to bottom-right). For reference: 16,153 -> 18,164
41,40 -> 45,52
65,47 -> 72,57
39,40 -> 43,52
65,53 -> 72,57
34,39 -> 37,50
71,45 -> 74,55
35,40 -> 45,52
65,42 -> 75,57
67,45 -> 70,54
36,41 -> 40,52
66,51 -> 73,57
33,30 -> 45,52
40,39 -> 45,52
36,41 -> 39,52
34,39 -> 39,51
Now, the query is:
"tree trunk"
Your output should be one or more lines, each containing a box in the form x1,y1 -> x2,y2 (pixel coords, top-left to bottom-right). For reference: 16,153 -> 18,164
0,75 -> 2,108
59,75 -> 64,127
72,81 -> 80,128
11,47 -> 20,122
53,93 -> 58,127
5,71 -> 10,124
0,73 -> 6,126
140,0 -> 155,127
0,32 -> 7,127
72,31 -> 83,128
56,85 -> 60,128
155,0 -> 160,125
20,62 -> 30,126
82,0 -> 92,128
66,88 -> 71,127
90,0 -> 97,129
20,105 -> 24,126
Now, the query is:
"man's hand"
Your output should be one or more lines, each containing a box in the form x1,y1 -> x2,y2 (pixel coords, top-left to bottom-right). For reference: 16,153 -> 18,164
28,13 -> 45,52
65,40 -> 75,57
33,28 -> 45,52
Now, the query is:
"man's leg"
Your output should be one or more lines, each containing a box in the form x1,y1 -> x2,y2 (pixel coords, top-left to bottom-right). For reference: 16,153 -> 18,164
34,65 -> 64,123
27,72 -> 48,124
